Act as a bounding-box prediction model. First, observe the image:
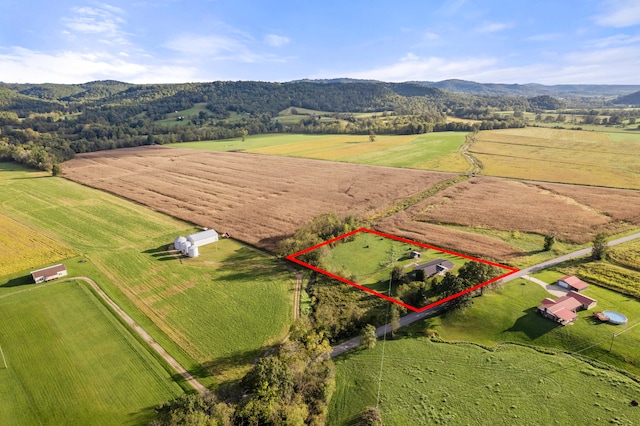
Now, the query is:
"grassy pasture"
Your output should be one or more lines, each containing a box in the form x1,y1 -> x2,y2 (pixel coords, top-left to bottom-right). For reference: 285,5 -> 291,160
420,277 -> 640,376
0,213 -> 75,276
0,280 -> 182,425
472,127 -> 640,189
155,102 -> 209,126
329,339 -> 640,425
169,132 -> 469,172
0,163 -> 294,384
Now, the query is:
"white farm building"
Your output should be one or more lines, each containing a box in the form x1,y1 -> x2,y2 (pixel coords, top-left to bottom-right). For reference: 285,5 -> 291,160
187,229 -> 219,247
173,229 -> 218,258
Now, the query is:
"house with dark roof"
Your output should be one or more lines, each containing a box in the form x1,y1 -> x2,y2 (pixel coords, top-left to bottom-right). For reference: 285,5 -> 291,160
31,264 -> 67,283
557,275 -> 589,292
413,259 -> 455,277
537,291 -> 597,325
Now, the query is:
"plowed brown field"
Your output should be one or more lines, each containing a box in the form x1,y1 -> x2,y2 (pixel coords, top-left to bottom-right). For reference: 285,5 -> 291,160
62,146 -> 640,261
399,177 -> 640,244
61,146 -> 455,251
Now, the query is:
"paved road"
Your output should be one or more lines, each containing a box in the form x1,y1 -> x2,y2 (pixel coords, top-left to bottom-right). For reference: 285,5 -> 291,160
63,277 -> 208,395
331,231 -> 640,358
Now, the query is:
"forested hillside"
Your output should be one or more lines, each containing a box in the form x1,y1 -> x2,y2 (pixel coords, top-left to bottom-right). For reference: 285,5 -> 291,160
2,78 -> 630,172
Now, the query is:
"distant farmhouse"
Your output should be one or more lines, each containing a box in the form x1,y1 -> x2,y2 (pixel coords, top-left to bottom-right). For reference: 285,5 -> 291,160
537,291 -> 597,326
173,229 -> 219,258
413,259 -> 454,278
31,264 -> 67,283
556,275 -> 589,292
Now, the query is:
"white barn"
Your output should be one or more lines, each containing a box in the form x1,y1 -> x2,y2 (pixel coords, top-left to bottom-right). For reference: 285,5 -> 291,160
187,229 -> 219,247
31,264 -> 67,283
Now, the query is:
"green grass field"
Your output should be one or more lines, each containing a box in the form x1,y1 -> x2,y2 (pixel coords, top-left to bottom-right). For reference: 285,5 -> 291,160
322,232 -> 467,294
472,127 -> 640,189
420,277 -> 640,376
329,338 -> 640,425
167,132 -> 470,172
0,280 -> 182,425
155,102 -> 210,127
0,163 -> 294,384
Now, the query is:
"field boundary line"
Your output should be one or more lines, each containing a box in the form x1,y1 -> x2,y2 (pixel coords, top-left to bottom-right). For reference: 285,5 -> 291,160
1,277 -> 207,394
0,344 -> 7,369
55,277 -> 208,395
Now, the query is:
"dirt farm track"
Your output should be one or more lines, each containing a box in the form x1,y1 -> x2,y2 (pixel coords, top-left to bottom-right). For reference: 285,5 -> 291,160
62,146 -> 454,251
62,146 -> 640,259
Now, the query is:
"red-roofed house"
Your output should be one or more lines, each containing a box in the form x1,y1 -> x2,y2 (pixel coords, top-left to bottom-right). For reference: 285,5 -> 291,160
537,291 -> 597,325
557,275 -> 589,292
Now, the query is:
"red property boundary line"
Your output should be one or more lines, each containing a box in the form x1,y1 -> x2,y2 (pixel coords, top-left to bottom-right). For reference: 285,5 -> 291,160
286,228 -> 519,313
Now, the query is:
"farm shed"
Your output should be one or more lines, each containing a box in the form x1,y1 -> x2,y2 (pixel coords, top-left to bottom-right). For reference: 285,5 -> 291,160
537,291 -> 597,326
557,275 -> 589,292
31,264 -> 67,283
187,229 -> 219,247
413,259 -> 454,277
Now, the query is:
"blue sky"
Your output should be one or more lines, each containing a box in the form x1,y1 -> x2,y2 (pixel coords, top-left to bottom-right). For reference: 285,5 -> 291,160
1,0 -> 639,84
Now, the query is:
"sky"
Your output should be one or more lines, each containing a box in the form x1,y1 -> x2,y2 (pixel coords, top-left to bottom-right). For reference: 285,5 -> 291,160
1,0 -> 639,85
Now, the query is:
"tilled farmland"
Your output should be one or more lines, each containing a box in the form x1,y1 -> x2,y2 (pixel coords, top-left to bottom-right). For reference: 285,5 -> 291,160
61,146 -> 455,251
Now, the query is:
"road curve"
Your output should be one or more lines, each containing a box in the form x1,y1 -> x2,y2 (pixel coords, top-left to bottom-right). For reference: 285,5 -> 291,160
331,231 -> 640,358
63,277 -> 208,395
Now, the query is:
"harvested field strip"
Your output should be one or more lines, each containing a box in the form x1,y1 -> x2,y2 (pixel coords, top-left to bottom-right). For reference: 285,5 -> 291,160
0,214 -> 75,276
62,147 -> 456,251
409,178 -> 620,244
472,128 -> 640,189
171,133 -> 469,172
366,175 -> 468,222
377,211 -> 524,261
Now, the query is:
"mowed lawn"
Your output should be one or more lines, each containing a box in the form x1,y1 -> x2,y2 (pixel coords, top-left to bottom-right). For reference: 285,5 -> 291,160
329,338 -> 640,425
322,231 -> 466,293
471,127 -> 640,189
168,132 -> 470,172
0,163 -> 294,384
0,281 -> 182,425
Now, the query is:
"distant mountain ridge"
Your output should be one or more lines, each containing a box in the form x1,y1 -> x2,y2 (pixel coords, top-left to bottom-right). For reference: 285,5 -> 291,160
295,78 -> 640,98
613,90 -> 640,106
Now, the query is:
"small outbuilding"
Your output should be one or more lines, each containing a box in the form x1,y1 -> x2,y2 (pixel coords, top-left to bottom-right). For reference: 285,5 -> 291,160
31,264 -> 67,283
187,229 -> 219,247
410,251 -> 422,259
557,275 -> 589,292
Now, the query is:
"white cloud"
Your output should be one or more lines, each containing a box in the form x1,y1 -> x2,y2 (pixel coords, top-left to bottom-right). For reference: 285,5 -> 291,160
341,53 -> 497,82
264,34 -> 290,47
331,43 -> 640,85
63,5 -> 125,34
524,33 -> 563,42
165,33 -> 286,63
591,33 -> 640,48
477,22 -> 513,33
61,4 -> 133,50
424,32 -> 440,41
594,0 -> 640,27
0,47 -> 197,84
438,0 -> 467,15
